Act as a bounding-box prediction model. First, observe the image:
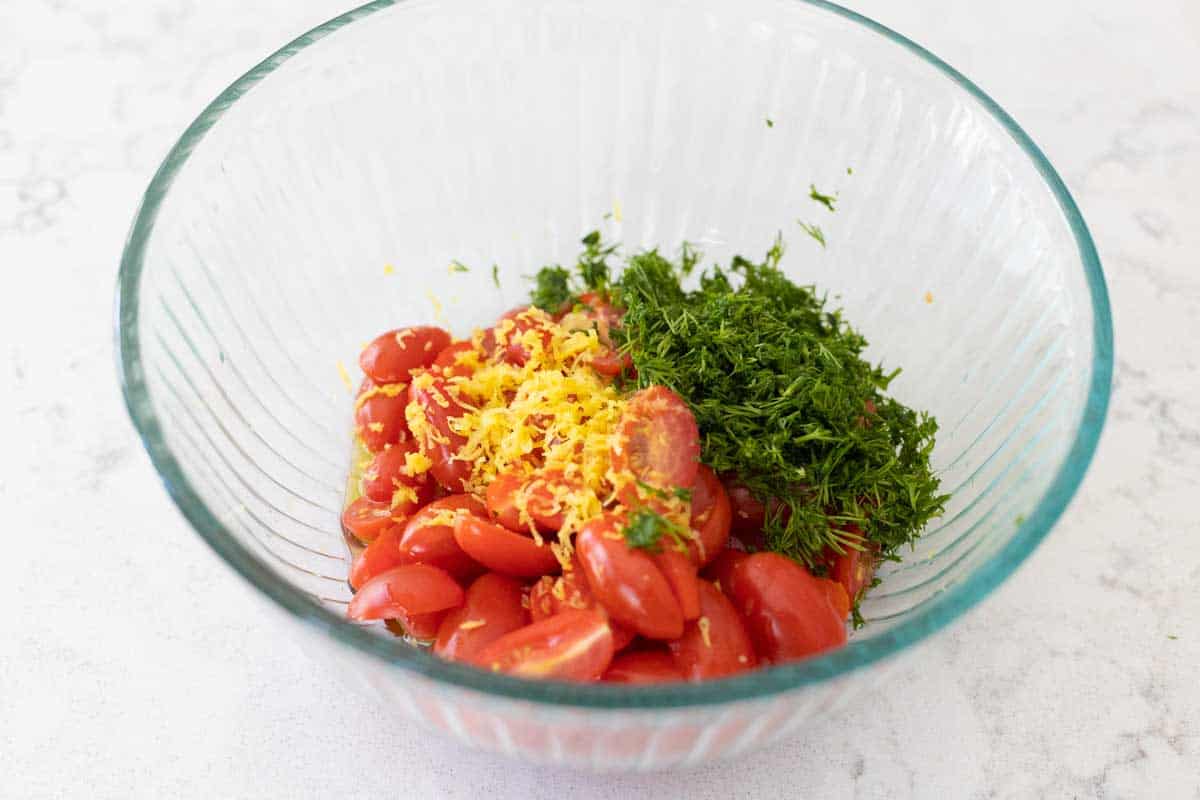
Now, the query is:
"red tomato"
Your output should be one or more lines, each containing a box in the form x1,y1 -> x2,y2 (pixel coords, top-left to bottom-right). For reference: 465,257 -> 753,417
360,326 -> 451,384
434,573 -> 530,663
575,514 -> 684,641
475,610 -> 615,681
346,563 -> 464,622
349,524 -> 405,589
668,581 -> 758,680
407,374 -> 472,491
726,553 -> 847,663
497,309 -> 555,366
528,565 -> 636,651
452,514 -> 561,577
722,478 -> 793,550
602,650 -> 683,684
816,577 -> 851,621
687,465 -> 731,566
611,386 -> 700,506
398,496 -> 487,581
702,548 -> 749,594
354,384 -> 410,453
341,497 -> 403,543
360,440 -> 436,515
574,292 -> 633,377
480,306 -> 531,358
432,341 -> 476,378
484,471 -> 525,531
823,526 -> 878,603
393,609 -> 448,640
653,548 -> 701,621
485,469 -> 580,534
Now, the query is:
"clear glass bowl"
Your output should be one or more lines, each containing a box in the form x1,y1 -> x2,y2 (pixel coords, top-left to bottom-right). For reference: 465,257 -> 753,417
115,0 -> 1112,770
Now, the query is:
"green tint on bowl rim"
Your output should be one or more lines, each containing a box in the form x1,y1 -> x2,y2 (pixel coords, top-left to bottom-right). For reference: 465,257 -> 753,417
115,0 -> 1113,708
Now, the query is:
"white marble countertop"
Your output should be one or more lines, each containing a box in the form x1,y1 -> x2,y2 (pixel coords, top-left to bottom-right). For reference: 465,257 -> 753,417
2,1 -> 1197,797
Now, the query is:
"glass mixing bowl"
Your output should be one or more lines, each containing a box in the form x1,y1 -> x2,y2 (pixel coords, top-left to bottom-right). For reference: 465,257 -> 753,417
115,0 -> 1112,770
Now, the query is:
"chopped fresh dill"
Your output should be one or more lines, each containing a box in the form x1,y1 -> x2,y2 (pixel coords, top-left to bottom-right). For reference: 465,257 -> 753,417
449,260 -> 470,273
491,264 -> 501,288
622,508 -> 689,553
799,222 -> 826,248
766,117 -> 775,128
846,166 -> 854,175
809,184 -> 837,212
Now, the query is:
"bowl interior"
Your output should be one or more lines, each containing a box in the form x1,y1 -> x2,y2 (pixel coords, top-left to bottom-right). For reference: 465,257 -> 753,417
118,0 -> 1110,706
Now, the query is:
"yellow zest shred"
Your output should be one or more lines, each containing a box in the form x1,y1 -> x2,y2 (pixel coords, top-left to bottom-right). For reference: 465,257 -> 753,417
383,264 -> 396,275
336,361 -> 354,392
367,422 -> 384,433
355,381 -> 406,412
698,616 -> 712,648
403,451 -> 433,476
458,619 -> 487,631
390,483 -> 419,509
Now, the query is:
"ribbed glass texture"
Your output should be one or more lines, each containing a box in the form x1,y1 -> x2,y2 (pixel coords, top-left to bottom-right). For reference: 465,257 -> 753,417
117,0 -> 1111,770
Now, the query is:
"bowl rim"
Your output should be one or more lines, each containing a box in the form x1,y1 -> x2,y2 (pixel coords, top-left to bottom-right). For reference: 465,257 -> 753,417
115,0 -> 1113,709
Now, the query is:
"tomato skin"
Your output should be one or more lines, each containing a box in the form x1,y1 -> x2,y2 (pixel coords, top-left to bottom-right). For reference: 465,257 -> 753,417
407,375 -> 472,491
434,573 -> 530,663
398,496 -> 486,581
667,581 -> 758,680
485,469 -> 580,534
575,514 -> 684,641
603,650 -> 683,684
823,527 -> 878,604
475,609 -> 615,681
528,566 -> 636,651
360,326 -> 452,384
354,385 -> 410,453
452,514 -> 561,578
346,564 -> 464,622
392,609 -> 448,641
688,465 -> 732,566
611,386 -> 700,506
653,548 -> 701,621
500,309 -> 556,366
341,497 -> 403,543
726,553 -> 847,663
360,440 -> 436,516
816,577 -> 851,621
349,524 -> 405,589
484,471 -> 525,531
432,341 -> 476,378
573,292 -> 633,377
702,548 -> 749,594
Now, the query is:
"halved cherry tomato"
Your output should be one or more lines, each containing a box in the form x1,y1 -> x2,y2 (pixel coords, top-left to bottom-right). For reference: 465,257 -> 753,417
687,465 -> 731,566
726,552 -> 846,663
575,514 -> 684,640
816,577 -> 851,621
701,548 -> 749,593
602,650 -> 683,684
479,306 -> 531,357
360,439 -> 436,515
341,496 -> 403,543
485,469 -> 580,534
653,548 -> 701,621
822,526 -> 878,604
452,514 -> 561,577
484,471 -> 525,531
573,292 -> 633,377
611,386 -> 700,506
432,341 -> 476,378
407,374 -> 472,491
667,581 -> 758,680
528,563 -> 635,651
475,609 -> 615,681
398,495 -> 486,581
391,609 -> 448,641
499,309 -> 556,366
354,383 -> 410,453
360,326 -> 451,384
434,573 -> 530,663
349,524 -> 405,589
346,563 -> 464,622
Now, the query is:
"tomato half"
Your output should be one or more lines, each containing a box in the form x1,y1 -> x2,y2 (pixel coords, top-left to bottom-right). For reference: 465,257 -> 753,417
815,577 -> 851,621
407,374 -> 472,491
485,469 -> 579,534
431,340 -> 477,378
823,526 -> 878,604
667,581 -> 758,680
575,514 -> 684,640
341,496 -> 403,543
726,553 -> 846,663
611,386 -> 700,506
398,495 -> 486,581
653,548 -> 701,621
346,563 -> 464,622
349,524 -> 405,589
602,650 -> 683,684
354,383 -> 410,453
528,564 -> 635,651
475,609 -> 615,681
452,514 -> 561,577
360,326 -> 451,384
687,465 -> 732,566
360,439 -> 436,515
391,609 -> 448,641
701,548 -> 749,594
434,573 -> 530,663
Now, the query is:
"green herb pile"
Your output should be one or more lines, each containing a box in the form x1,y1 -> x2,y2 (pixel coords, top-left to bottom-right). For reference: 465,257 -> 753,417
530,232 -> 946,569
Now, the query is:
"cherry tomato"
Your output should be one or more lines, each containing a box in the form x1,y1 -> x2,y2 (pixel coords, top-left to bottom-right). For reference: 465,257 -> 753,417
360,326 -> 451,384
575,514 -> 684,641
528,564 -> 636,650
346,563 -> 464,622
398,495 -> 486,581
407,374 -> 472,491
391,609 -> 448,641
341,497 -> 403,543
653,547 -> 701,621
667,581 -> 758,680
349,524 -> 405,589
452,514 -> 561,577
574,292 -> 633,377
701,548 -> 749,594
500,309 -> 556,366
485,469 -> 580,534
602,650 -> 683,684
432,341 -> 476,378
360,440 -> 436,516
726,553 -> 846,663
823,526 -> 878,604
687,465 -> 731,566
611,386 -> 700,506
354,383 -> 410,453
484,471 -> 525,531
479,306 -> 531,358
722,477 -> 793,550
434,573 -> 530,663
816,577 -> 851,621
475,609 -> 615,681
